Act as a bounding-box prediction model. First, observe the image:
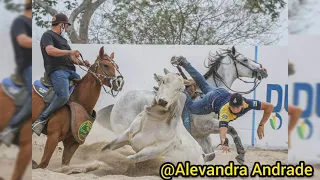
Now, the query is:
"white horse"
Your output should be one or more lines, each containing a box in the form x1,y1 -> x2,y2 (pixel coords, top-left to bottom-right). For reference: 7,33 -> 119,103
97,46 -> 268,164
101,73 -> 215,164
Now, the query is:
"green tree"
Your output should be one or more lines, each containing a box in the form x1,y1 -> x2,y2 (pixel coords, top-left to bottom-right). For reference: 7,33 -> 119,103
28,0 -> 286,44
103,0 -> 286,45
32,0 -> 108,43
244,0 -> 286,20
1,0 -> 23,12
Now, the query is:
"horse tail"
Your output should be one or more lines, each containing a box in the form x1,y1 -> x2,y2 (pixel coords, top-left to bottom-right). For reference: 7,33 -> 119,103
96,104 -> 114,131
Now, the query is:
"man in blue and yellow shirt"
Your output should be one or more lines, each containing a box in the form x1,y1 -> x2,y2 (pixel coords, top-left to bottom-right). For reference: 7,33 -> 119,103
171,56 -> 274,152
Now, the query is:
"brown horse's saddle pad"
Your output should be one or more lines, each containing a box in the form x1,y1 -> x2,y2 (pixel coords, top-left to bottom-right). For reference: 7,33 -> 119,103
69,102 -> 96,144
40,72 -> 75,87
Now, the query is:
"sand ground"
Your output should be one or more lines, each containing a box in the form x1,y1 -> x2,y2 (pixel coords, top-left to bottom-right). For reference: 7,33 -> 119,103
31,123 -> 320,180
0,145 -> 32,180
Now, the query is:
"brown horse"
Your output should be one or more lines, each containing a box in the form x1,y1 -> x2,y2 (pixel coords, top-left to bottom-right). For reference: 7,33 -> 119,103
0,84 -> 32,179
32,46 -> 123,169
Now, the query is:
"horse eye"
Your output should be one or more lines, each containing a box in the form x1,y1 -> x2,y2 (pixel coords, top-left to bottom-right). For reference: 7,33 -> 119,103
243,59 -> 248,62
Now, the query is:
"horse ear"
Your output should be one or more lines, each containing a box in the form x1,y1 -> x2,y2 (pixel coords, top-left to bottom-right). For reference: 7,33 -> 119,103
164,68 -> 170,75
99,46 -> 104,60
154,74 -> 163,84
110,52 -> 114,59
231,46 -> 236,55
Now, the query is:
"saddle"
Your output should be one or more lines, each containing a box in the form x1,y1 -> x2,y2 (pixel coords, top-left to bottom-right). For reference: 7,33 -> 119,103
33,72 -> 96,144
40,72 -> 76,87
1,69 -> 28,106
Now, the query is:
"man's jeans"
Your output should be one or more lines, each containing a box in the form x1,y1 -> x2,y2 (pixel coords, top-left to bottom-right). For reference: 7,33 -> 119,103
38,69 -> 80,121
9,66 -> 32,129
181,62 -> 228,132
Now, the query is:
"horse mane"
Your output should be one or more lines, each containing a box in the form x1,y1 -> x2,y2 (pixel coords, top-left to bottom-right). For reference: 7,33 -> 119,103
203,48 -> 233,80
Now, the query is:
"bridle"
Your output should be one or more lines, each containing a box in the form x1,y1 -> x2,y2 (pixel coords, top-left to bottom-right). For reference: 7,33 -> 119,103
76,54 -> 123,98
211,52 -> 264,94
173,51 -> 266,99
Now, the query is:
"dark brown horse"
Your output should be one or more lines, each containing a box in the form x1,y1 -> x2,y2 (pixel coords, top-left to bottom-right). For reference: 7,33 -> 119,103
0,92 -> 31,180
32,46 -> 123,169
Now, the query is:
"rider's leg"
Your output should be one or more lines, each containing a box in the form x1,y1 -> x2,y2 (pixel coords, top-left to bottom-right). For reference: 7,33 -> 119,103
182,93 -> 193,132
183,90 -> 215,116
68,70 -> 81,80
0,66 -> 32,146
180,61 -> 215,94
32,70 -> 71,136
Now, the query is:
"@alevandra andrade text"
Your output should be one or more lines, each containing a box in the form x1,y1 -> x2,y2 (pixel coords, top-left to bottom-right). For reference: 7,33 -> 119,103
159,161 -> 314,179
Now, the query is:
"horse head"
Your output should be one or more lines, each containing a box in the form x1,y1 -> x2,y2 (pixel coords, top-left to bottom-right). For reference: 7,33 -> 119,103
228,46 -> 268,80
90,46 -> 124,93
203,46 -> 268,93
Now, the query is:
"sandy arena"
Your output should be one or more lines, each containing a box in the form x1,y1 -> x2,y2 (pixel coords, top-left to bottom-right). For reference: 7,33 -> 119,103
30,123 -> 320,180
0,146 -> 32,180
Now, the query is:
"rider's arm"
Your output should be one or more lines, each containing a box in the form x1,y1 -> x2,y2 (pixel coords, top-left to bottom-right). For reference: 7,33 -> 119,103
45,45 -> 72,57
17,34 -> 32,48
258,102 -> 274,126
41,33 -> 72,57
218,113 -> 230,145
12,19 -> 32,48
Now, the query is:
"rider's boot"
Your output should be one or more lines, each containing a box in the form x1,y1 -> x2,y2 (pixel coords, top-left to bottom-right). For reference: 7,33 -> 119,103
0,127 -> 18,147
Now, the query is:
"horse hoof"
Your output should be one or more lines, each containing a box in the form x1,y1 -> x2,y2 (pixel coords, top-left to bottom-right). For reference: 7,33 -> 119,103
101,144 -> 111,152
235,154 -> 245,165
32,160 -> 39,169
204,152 -> 215,162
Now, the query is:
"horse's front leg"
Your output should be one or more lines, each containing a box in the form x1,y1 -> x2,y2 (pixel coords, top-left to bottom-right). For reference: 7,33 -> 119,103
191,117 -> 218,154
38,132 -> 60,168
12,121 -> 32,180
101,130 -> 130,152
227,125 -> 245,164
127,140 -> 172,163
194,136 -> 215,154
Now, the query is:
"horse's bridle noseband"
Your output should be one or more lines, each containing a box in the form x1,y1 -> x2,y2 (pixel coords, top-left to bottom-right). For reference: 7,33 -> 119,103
223,52 -> 265,94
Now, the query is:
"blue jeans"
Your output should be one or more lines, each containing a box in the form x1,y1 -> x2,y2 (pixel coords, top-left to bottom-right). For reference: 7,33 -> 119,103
38,69 -> 80,121
181,62 -> 228,131
9,66 -> 32,128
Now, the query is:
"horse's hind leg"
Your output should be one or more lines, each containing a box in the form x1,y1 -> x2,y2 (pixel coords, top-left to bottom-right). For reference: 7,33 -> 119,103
12,121 -> 32,180
62,138 -> 79,167
227,126 -> 245,164
38,132 -> 60,168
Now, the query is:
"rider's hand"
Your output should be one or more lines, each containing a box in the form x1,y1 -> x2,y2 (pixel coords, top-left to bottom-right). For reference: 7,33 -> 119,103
221,145 -> 231,153
70,50 -> 81,57
171,56 -> 186,66
83,60 -> 91,67
257,124 -> 264,139
220,138 -> 231,153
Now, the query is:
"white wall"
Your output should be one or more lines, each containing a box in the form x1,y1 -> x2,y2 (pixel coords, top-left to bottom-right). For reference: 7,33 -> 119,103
253,46 -> 288,149
289,36 -> 320,164
0,33 -> 16,79
32,44 -> 288,149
